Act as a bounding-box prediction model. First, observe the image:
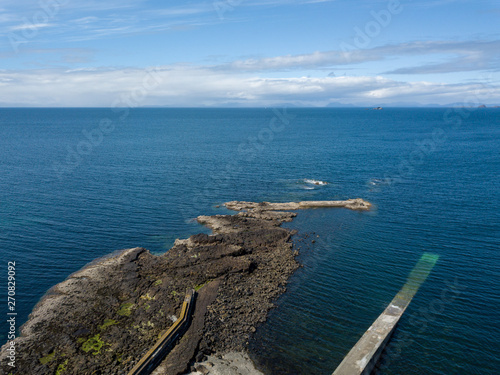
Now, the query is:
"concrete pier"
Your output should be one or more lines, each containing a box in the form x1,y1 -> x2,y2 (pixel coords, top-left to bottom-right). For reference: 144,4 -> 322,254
333,253 -> 439,375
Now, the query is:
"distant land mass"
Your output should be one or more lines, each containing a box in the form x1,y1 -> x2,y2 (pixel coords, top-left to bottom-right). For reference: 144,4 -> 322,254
326,102 -> 500,108
139,103 -> 500,108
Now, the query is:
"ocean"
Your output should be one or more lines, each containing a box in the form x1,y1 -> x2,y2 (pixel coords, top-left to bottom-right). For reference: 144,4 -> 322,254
0,108 -> 498,374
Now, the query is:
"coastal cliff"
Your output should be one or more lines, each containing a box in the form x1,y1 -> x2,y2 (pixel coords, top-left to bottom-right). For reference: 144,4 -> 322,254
0,199 -> 370,375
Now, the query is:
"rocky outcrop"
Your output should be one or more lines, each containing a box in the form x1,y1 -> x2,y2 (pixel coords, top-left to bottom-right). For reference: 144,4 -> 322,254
0,200 -> 370,375
187,352 -> 264,375
224,198 -> 371,212
0,209 -> 299,375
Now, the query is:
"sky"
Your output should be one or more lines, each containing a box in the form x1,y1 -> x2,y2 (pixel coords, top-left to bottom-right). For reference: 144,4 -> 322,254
0,0 -> 499,107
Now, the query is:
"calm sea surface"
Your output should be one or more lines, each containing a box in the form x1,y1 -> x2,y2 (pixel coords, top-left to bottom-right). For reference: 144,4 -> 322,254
0,108 -> 498,374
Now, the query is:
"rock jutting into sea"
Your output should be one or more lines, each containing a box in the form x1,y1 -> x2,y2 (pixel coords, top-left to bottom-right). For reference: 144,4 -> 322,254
224,198 -> 371,212
0,199 -> 370,375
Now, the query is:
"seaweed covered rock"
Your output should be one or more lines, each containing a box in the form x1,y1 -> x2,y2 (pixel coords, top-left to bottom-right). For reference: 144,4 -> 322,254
0,209 -> 299,375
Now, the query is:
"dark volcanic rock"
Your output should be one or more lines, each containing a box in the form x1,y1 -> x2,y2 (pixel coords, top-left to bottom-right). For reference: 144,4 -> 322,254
0,209 -> 299,375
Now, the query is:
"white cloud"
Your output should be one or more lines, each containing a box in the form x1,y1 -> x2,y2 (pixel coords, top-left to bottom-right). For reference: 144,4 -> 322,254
0,65 -> 498,107
212,40 -> 500,74
153,5 -> 212,17
302,0 -> 336,4
9,23 -> 54,31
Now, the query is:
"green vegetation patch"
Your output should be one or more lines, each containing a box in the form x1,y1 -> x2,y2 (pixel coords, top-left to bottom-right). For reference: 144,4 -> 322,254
81,334 -> 105,355
55,359 -> 68,375
39,351 -> 56,365
99,319 -> 117,330
117,303 -> 135,317
154,279 -> 163,286
194,281 -> 210,291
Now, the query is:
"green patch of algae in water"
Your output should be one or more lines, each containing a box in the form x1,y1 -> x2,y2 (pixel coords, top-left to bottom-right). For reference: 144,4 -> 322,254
394,252 -> 440,306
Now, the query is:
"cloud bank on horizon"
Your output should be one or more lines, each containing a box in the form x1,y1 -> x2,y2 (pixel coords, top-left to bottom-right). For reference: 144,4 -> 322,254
0,0 -> 499,107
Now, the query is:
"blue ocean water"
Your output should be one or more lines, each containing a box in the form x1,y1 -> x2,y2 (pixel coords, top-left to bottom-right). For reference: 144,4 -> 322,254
0,108 -> 498,374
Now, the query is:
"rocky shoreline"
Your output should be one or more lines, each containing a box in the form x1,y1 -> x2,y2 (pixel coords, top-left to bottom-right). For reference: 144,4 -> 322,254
0,199 -> 370,375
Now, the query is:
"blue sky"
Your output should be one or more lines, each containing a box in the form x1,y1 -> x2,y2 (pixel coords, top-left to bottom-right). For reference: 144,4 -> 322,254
0,0 -> 499,106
